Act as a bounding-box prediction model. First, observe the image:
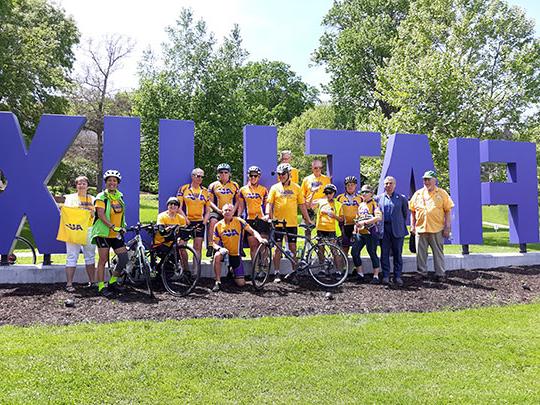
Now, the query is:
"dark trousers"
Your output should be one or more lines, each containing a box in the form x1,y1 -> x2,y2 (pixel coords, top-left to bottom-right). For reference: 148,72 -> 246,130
381,222 -> 404,279
351,233 -> 380,268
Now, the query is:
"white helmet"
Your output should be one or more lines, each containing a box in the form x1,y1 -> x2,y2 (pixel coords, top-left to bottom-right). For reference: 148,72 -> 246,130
103,169 -> 122,183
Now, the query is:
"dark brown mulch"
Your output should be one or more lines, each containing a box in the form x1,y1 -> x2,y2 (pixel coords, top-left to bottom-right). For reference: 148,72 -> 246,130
0,266 -> 538,326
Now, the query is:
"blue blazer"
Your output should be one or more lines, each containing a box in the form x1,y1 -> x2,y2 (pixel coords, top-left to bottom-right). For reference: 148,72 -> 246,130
377,192 -> 409,238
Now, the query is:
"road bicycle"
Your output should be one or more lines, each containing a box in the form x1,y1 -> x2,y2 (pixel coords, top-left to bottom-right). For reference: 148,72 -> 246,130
251,219 -> 349,289
0,236 -> 37,266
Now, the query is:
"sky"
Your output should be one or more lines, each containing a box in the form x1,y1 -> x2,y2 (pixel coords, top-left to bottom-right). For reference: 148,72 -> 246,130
57,0 -> 540,99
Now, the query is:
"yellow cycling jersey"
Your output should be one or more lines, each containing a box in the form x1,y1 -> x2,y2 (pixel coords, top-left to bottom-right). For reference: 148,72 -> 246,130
239,184 -> 268,220
95,199 -> 123,238
356,199 -> 382,235
301,174 -> 331,204
154,211 -> 187,246
208,180 -> 240,209
267,182 -> 305,227
177,184 -> 211,221
336,193 -> 363,225
213,217 -> 252,256
315,199 -> 342,232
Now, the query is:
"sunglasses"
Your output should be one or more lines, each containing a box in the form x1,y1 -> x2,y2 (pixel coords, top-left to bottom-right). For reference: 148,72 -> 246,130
249,174 -> 260,178
324,191 -> 334,195
218,170 -> 230,174
313,166 -> 323,170
277,172 -> 288,176
168,203 -> 180,207
361,190 -> 371,194
193,174 -> 204,178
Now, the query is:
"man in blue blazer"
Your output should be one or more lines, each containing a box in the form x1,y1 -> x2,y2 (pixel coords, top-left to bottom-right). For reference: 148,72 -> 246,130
378,176 -> 409,286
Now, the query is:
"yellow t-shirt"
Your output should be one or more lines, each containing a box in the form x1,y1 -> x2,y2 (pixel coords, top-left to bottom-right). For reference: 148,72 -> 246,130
267,182 -> 305,227
356,199 -> 382,235
177,184 -> 211,221
213,217 -> 252,256
316,199 -> 341,232
154,211 -> 187,246
95,199 -> 123,238
336,193 -> 362,225
301,174 -> 331,204
239,184 -> 268,220
209,180 -> 240,209
64,193 -> 95,227
409,187 -> 454,233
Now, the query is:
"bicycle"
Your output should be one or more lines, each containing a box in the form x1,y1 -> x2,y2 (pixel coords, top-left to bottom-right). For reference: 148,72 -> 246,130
0,236 -> 37,266
251,219 -> 349,290
152,223 -> 202,297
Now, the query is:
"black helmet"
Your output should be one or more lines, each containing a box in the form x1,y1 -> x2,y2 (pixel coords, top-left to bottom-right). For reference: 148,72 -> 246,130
103,169 -> 122,183
247,165 -> 261,175
217,163 -> 231,172
324,184 -> 338,194
344,176 -> 357,185
276,163 -> 291,175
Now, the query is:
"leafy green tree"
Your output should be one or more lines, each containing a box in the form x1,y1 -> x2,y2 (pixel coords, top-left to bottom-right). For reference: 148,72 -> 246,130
377,0 -> 540,186
0,0 -> 79,135
313,0 -> 410,128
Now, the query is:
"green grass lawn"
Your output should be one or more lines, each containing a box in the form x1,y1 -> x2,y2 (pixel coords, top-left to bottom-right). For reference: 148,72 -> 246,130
0,303 -> 538,403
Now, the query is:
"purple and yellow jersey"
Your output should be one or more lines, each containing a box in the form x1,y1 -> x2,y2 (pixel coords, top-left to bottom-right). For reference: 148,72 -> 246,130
239,184 -> 268,220
208,180 -> 240,209
177,184 -> 211,221
213,217 -> 252,256
336,193 -> 363,225
154,211 -> 187,246
301,174 -> 331,204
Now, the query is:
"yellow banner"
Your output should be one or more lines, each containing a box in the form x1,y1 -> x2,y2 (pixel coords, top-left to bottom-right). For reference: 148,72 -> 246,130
57,206 -> 91,245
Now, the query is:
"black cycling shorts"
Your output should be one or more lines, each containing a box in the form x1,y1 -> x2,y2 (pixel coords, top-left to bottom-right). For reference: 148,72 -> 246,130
340,224 -> 355,247
188,221 -> 205,239
94,236 -> 125,250
218,255 -> 244,278
247,219 -> 270,235
274,226 -> 298,243
317,230 -> 336,239
209,212 -> 224,221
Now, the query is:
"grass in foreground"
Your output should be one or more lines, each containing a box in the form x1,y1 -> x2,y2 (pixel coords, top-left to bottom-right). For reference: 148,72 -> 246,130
0,304 -> 538,404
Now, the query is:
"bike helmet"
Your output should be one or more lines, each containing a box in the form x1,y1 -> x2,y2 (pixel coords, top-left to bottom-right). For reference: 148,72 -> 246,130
217,163 -> 231,172
103,169 -> 122,183
247,165 -> 262,175
323,184 -> 338,194
166,197 -> 180,206
344,176 -> 357,185
276,163 -> 292,175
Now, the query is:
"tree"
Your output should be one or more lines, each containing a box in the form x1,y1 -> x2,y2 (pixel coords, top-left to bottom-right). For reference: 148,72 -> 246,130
0,0 -> 79,135
70,35 -> 135,190
134,8 -> 317,191
313,0 -> 410,128
376,0 -> 540,186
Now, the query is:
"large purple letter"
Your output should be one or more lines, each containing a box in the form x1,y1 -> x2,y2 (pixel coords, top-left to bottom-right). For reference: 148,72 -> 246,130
0,113 -> 86,254
448,138 -> 483,244
480,140 -> 539,243
243,125 -> 277,188
159,120 -> 194,211
378,134 -> 435,197
305,129 -> 381,194
103,116 -> 140,227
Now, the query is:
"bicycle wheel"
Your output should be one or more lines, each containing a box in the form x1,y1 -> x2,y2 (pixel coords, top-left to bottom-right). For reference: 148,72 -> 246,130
139,250 -> 153,297
251,243 -> 272,290
161,245 -> 201,296
7,236 -> 37,265
306,241 -> 349,288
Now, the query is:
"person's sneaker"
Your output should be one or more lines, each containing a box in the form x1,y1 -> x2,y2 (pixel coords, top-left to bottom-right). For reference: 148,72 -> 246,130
65,285 -> 76,293
99,286 -> 115,298
206,246 -> 214,258
371,276 -> 380,285
356,273 -> 365,283
395,277 -> 404,287
212,281 -> 221,292
108,282 -> 126,293
382,276 -> 390,285
434,274 -> 447,283
273,273 -> 282,283
348,270 -> 358,280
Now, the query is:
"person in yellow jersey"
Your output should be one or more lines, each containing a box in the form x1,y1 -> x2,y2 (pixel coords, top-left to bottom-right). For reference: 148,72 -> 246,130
336,176 -> 362,258
154,197 -> 189,249
91,170 -> 127,298
238,166 -> 269,258
207,163 -> 240,257
351,185 -> 383,284
63,175 -> 96,292
277,150 -> 300,185
409,170 -> 454,282
266,163 -> 312,282
315,184 -> 343,240
301,159 -> 331,220
177,168 -> 211,259
211,203 -> 266,292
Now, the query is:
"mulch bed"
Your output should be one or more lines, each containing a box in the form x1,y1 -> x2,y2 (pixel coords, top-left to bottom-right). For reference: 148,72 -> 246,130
0,266 -> 538,326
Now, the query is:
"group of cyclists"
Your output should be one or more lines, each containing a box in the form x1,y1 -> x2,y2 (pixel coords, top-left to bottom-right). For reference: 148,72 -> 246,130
63,150 -> 394,297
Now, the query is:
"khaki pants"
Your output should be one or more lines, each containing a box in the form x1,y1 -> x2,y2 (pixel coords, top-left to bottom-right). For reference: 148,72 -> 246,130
415,231 -> 445,276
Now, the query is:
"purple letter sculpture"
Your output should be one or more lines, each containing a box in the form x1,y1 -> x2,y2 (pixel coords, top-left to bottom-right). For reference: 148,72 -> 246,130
305,129 -> 381,194
0,113 -> 86,254
159,120 -> 194,211
243,125 -> 278,188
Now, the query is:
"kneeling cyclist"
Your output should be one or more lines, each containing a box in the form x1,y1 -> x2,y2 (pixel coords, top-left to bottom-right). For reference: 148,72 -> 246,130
212,203 -> 266,292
